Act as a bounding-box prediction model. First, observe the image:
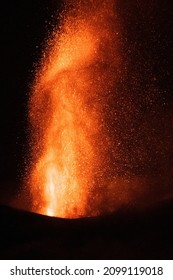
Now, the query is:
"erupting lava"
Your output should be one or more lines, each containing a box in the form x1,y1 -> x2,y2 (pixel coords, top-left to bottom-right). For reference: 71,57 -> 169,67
29,0 -> 121,218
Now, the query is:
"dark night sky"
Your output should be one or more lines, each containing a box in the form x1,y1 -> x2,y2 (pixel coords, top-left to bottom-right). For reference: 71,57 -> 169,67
1,0 -> 173,198
1,1 -> 63,188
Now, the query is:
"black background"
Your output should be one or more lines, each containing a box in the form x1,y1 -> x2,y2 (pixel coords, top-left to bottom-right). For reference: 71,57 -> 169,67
1,1 -> 63,189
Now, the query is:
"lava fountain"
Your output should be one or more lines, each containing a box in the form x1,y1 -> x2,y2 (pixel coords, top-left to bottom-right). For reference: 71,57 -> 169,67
28,0 -> 122,218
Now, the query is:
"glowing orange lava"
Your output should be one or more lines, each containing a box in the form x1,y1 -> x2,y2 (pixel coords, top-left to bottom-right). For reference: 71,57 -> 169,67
29,0 -> 121,218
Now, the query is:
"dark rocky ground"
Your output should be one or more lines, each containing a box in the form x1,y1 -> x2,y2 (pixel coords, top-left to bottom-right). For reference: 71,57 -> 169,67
0,199 -> 173,260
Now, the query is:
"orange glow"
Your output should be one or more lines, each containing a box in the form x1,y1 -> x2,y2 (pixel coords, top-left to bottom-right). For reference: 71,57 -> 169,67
29,0 -> 121,218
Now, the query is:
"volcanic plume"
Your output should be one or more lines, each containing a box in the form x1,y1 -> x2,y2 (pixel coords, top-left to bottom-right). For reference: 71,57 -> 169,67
28,0 -> 173,218
28,0 -> 123,218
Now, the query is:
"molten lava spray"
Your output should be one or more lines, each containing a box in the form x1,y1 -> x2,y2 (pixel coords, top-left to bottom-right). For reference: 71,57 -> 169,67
27,0 -> 173,218
28,0 -> 122,218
